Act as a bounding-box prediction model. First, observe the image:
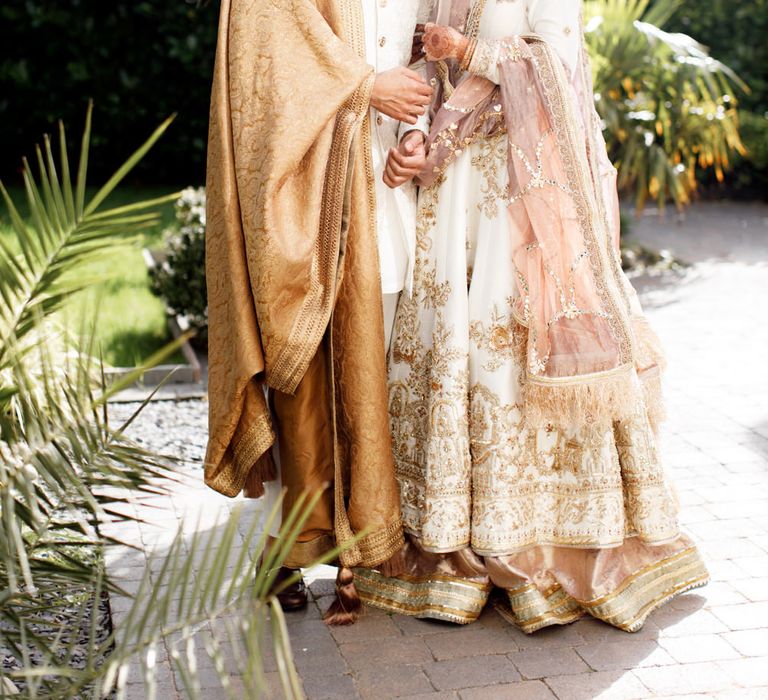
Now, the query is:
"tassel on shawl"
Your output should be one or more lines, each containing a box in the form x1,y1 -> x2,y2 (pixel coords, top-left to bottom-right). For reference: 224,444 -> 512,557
323,567 -> 362,626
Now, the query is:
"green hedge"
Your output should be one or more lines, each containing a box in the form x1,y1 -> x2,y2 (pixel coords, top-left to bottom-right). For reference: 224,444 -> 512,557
664,0 -> 768,197
0,1 -> 219,185
3,1 -> 765,194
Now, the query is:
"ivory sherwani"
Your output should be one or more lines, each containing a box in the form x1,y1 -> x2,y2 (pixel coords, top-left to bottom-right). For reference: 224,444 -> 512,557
362,0 -> 429,299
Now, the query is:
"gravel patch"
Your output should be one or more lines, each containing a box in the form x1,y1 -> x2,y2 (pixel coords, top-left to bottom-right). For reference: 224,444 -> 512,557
1,575 -> 113,698
2,400 -> 209,697
107,398 -> 209,467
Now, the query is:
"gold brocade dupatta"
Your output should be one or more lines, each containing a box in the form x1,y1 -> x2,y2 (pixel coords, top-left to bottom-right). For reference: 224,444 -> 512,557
417,0 -> 664,430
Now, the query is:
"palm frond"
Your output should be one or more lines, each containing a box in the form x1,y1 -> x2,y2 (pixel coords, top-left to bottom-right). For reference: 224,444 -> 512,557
585,0 -> 747,209
0,103 -> 178,369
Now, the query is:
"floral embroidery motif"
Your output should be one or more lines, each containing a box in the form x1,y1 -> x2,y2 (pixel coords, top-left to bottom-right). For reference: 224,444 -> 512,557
471,133 -> 508,219
469,303 -> 525,372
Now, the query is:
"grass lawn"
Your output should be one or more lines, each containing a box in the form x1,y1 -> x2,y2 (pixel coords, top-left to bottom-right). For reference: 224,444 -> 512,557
1,185 -> 189,367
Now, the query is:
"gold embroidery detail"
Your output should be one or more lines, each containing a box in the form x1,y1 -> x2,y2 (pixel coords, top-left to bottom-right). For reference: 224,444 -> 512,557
389,135 -> 680,555
471,133 -> 508,219
508,131 -> 574,204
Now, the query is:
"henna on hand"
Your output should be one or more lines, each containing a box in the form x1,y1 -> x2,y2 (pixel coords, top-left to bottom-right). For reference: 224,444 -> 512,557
422,23 -> 467,62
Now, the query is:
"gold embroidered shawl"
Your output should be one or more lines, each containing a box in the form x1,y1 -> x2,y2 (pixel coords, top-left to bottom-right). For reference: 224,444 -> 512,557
204,0 -> 403,567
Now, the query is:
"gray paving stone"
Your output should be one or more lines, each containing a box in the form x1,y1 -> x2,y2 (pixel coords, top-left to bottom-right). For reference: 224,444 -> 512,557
393,614 -> 459,636
330,611 -> 402,644
293,645 -> 350,678
424,627 -> 518,660
717,657 -> 768,687
509,620 -> 588,649
575,618 -> 661,644
575,639 -> 675,671
711,602 -> 768,631
633,661 -> 735,695
339,637 -> 433,672
355,665 -> 434,699
722,629 -> 768,657
653,608 -> 730,637
544,670 -> 650,700
423,656 -> 521,691
261,671 -> 303,699
302,672 -> 358,700
656,634 -> 741,663
459,680 -> 557,700
508,647 -> 591,679
712,689 -> 768,700
730,576 -> 768,602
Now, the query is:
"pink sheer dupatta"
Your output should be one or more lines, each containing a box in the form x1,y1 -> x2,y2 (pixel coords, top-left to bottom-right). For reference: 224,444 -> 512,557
417,4 -> 664,430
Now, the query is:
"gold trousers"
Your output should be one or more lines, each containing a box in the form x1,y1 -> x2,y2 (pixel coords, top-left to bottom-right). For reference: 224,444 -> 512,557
271,342 -> 335,567
270,293 -> 400,568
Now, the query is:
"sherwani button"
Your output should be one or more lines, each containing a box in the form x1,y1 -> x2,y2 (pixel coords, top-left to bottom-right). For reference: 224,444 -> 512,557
376,115 -> 383,126
379,36 -> 387,47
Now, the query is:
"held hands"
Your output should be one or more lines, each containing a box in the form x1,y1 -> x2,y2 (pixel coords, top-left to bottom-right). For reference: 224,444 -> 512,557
421,23 -> 469,63
383,130 -> 427,189
371,66 -> 433,125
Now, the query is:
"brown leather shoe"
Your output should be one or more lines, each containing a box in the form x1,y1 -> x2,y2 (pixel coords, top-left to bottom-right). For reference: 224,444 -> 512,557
270,566 -> 308,611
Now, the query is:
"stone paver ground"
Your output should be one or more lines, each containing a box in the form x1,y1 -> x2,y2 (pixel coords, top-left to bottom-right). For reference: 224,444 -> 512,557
106,202 -> 768,699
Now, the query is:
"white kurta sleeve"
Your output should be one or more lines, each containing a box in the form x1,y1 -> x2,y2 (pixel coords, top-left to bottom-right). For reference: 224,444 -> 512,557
398,57 -> 431,141
398,0 -> 435,140
468,0 -> 581,84
526,0 -> 581,75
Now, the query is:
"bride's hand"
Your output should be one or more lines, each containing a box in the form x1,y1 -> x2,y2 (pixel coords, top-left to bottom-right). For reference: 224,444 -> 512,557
422,23 -> 469,62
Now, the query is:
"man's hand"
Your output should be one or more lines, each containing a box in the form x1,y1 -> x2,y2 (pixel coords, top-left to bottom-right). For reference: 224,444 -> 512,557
422,23 -> 469,63
372,66 -> 432,125
383,130 -> 427,189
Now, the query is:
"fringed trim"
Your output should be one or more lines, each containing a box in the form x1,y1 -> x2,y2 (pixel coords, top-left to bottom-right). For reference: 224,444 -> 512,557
639,365 -> 665,434
522,364 -> 641,430
205,412 -> 275,498
242,448 -> 277,499
632,315 -> 667,373
338,515 -> 405,570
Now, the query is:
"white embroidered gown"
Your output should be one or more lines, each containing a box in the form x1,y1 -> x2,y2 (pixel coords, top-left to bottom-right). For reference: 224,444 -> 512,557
355,0 -> 708,632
